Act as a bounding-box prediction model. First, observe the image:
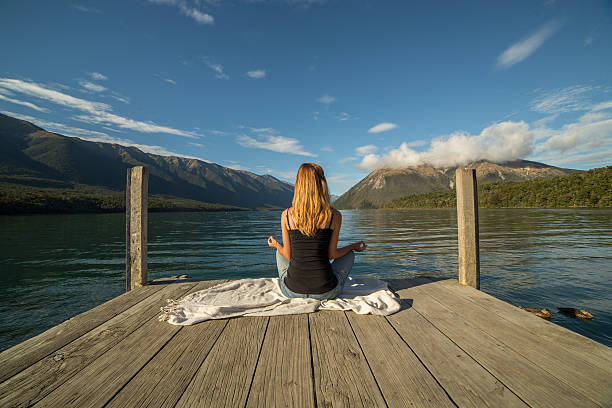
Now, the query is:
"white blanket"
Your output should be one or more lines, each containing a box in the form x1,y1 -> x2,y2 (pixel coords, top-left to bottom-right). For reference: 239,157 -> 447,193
159,277 -> 400,325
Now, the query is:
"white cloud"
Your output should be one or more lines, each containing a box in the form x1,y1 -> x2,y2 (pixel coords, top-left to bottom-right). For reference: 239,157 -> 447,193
1,110 -> 207,160
541,111 -> 612,153
0,77 -> 197,138
531,85 -> 595,114
318,94 -> 335,104
204,60 -> 228,79
368,122 -> 398,133
178,4 -> 214,25
497,20 -> 561,69
405,139 -> 428,148
313,111 -> 320,120
74,5 -> 101,13
336,112 -> 355,121
237,134 -> 316,157
246,70 -> 266,79
224,162 -> 250,171
357,121 -> 534,171
110,92 -> 130,104
90,72 -> 108,81
148,0 -> 214,25
355,144 -> 378,156
241,126 -> 276,133
321,146 -> 334,152
591,100 -> 612,112
78,79 -> 107,92
0,91 -> 49,112
338,157 -> 356,164
0,78 -> 111,112
73,112 -> 197,137
544,148 -> 612,167
155,74 -> 177,85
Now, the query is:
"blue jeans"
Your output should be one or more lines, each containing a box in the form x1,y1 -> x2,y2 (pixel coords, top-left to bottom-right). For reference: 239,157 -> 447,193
276,250 -> 355,300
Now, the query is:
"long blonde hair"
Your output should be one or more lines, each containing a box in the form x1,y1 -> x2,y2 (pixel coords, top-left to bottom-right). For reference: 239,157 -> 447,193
292,162 -> 332,237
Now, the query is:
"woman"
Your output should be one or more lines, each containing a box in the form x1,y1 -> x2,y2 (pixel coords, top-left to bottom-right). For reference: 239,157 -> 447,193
267,162 -> 367,299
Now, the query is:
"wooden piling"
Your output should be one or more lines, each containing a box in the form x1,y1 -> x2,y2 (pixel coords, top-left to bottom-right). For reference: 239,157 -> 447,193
126,166 -> 148,291
455,168 -> 480,289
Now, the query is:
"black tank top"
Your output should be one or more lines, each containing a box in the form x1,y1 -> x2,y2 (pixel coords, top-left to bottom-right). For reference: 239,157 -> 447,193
284,210 -> 338,294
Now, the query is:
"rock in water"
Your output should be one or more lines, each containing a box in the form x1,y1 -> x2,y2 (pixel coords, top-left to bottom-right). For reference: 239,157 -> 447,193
557,307 -> 594,319
519,306 -> 551,319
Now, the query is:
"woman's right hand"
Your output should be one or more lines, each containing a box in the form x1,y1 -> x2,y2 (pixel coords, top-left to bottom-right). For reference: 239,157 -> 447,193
352,241 -> 367,252
268,236 -> 279,249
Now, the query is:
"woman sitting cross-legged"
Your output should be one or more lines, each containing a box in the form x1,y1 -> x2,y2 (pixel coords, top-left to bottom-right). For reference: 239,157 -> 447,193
267,162 -> 367,300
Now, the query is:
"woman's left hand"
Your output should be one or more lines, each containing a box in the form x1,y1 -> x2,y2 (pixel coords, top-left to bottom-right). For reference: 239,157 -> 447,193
267,236 -> 278,249
353,241 -> 367,252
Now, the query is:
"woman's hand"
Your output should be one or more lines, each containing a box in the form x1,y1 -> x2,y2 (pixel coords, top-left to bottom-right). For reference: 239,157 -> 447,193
352,241 -> 367,252
267,236 -> 279,249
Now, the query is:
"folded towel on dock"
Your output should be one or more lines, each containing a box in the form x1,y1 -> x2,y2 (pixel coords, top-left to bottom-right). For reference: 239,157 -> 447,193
159,277 -> 400,325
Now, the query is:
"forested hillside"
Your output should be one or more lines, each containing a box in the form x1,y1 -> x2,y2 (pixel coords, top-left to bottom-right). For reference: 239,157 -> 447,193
382,166 -> 611,209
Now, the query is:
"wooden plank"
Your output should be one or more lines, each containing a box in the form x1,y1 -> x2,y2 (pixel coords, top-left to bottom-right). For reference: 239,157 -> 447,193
346,312 -> 455,407
438,278 -> 612,372
395,283 -> 599,408
0,283 -> 164,383
387,307 -> 528,407
32,280 -> 223,408
105,319 -> 228,408
245,314 -> 314,408
309,311 -> 386,408
0,281 -> 198,408
417,280 -> 612,406
174,316 -> 269,408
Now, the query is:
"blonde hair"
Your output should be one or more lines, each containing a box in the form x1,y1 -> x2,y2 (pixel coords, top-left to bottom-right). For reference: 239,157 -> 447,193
291,162 -> 332,237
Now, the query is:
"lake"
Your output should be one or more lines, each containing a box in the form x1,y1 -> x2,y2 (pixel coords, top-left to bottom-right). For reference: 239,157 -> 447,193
1,209 -> 611,351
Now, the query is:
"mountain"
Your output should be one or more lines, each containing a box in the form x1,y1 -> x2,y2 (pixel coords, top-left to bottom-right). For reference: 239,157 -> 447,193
0,113 -> 294,210
334,160 -> 573,209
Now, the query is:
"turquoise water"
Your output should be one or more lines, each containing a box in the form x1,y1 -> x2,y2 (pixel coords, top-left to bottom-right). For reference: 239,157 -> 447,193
1,209 -> 611,351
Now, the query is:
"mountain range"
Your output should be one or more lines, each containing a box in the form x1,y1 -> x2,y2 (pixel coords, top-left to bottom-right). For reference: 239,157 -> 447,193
334,160 -> 573,209
1,113 -> 579,212
0,113 -> 294,210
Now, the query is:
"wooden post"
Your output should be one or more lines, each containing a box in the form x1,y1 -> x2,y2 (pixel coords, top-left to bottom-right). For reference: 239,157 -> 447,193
126,166 -> 148,291
455,168 -> 480,289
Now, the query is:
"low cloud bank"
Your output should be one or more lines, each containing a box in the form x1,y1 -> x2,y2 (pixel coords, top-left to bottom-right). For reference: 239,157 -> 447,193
357,121 -> 533,172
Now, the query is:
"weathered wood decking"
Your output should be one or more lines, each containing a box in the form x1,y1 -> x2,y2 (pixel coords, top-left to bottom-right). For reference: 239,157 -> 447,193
1,277 -> 610,408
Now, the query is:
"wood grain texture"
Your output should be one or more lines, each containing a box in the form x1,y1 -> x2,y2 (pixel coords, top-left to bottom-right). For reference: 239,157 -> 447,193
32,280 -> 223,408
438,278 -> 612,373
0,282 -> 197,408
309,311 -> 386,408
387,307 -> 528,408
456,168 -> 480,289
395,282 -> 599,408
417,279 -> 612,406
0,284 -> 164,383
106,282 -> 230,408
175,316 -> 269,408
245,314 -> 315,408
346,312 -> 455,408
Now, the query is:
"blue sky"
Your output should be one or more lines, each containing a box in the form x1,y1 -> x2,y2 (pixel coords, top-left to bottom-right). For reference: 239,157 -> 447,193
1,0 -> 611,194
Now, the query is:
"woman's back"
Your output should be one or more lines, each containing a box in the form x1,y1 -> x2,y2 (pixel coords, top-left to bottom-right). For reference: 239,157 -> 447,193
284,209 -> 338,294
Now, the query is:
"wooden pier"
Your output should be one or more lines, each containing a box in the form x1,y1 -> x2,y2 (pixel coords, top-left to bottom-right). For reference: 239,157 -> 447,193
1,167 -> 610,407
1,276 -> 610,408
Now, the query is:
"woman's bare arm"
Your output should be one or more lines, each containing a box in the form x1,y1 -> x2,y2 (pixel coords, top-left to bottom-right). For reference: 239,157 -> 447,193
328,210 -> 367,260
267,209 -> 291,260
